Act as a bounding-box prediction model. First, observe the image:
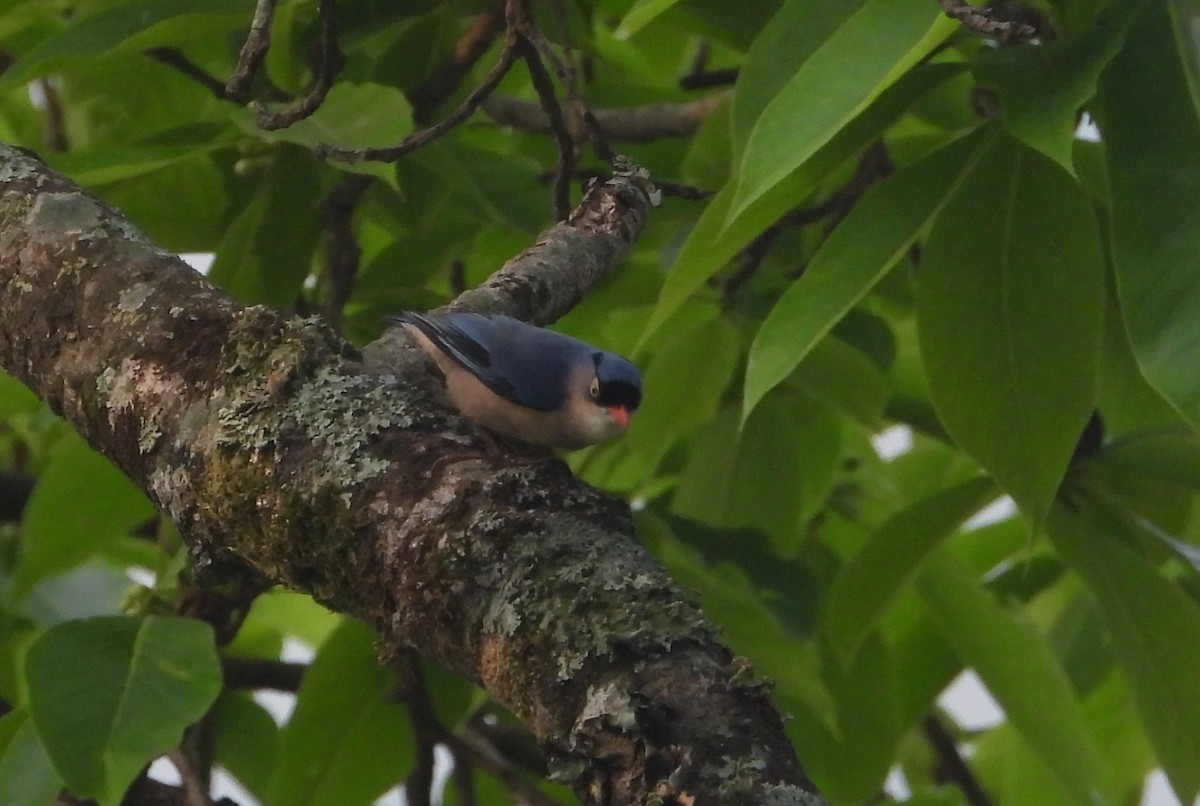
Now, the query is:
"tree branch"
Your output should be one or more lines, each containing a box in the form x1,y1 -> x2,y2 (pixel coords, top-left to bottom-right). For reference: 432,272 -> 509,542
481,94 -> 728,142
0,144 -> 823,805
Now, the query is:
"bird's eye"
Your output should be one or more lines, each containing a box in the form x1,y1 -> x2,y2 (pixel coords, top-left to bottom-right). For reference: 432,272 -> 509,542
589,377 -> 600,399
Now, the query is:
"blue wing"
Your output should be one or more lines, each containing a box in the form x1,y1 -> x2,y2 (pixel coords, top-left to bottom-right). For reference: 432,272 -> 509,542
395,312 -> 589,412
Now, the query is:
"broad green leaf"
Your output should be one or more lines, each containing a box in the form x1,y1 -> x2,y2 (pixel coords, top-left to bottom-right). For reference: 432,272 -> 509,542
0,0 -> 249,89
0,370 -> 38,418
732,0 -> 868,156
235,83 -> 409,186
787,636 -> 899,803
973,9 -> 1132,172
917,551 -> 1108,803
648,516 -> 836,730
789,336 -> 889,430
0,711 -> 61,806
626,313 -> 740,474
239,83 -> 413,152
25,616 -> 222,805
639,62 -> 965,349
211,693 -> 280,801
744,128 -> 989,420
827,477 -> 995,663
615,0 -> 683,38
1169,0 -> 1200,113
673,399 -> 843,549
267,618 -> 414,806
16,432 -> 154,594
1106,0 -> 1200,431
47,141 -> 228,188
918,133 -> 1104,527
208,155 -> 321,307
731,1 -> 954,220
1050,499 -> 1200,803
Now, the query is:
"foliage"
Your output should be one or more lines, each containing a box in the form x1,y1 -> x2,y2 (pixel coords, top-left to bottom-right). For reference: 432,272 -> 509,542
0,0 -> 1199,803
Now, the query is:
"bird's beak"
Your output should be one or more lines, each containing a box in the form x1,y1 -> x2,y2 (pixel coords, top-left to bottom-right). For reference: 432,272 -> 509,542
608,405 -> 630,430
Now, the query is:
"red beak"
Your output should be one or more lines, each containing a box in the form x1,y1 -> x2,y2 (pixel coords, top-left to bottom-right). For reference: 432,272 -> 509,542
608,405 -> 630,430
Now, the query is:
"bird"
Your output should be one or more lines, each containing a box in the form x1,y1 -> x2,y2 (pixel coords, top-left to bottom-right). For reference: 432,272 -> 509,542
394,311 -> 643,450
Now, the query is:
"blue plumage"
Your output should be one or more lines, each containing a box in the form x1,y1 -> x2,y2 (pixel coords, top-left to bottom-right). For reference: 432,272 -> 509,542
394,312 -> 641,413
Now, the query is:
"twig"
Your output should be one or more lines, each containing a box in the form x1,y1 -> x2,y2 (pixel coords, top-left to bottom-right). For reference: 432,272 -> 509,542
168,748 -> 214,806
227,0 -> 279,102
316,42 -> 520,163
922,714 -> 993,806
396,651 -> 439,806
319,174 -> 372,327
254,0 -> 343,129
680,67 -> 739,91
512,34 -> 575,219
450,752 -> 478,806
222,657 -> 307,691
145,48 -> 231,101
938,0 -> 1039,42
441,730 -> 562,806
36,78 -> 68,153
481,93 -> 728,142
409,6 -> 505,124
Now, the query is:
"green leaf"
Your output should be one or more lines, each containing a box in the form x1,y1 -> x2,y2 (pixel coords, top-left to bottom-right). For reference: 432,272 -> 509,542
973,9 -> 1132,173
1049,498 -> 1200,803
235,83 -> 409,186
211,693 -> 279,801
25,616 -> 222,805
626,313 -> 740,474
16,432 -> 154,594
0,0 -> 249,89
918,132 -> 1104,527
673,399 -> 843,548
789,336 -> 889,430
0,370 -> 39,418
743,128 -> 989,420
240,83 -> 413,152
787,636 -> 900,803
615,0 -> 683,38
267,618 -> 414,806
0,711 -> 62,806
638,61 -> 965,349
731,0 -> 954,220
732,0 -> 868,156
208,155 -> 321,307
1106,0 -> 1200,431
827,477 -> 995,663
917,551 -> 1108,804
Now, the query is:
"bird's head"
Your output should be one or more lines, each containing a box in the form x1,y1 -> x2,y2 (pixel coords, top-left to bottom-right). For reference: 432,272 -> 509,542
587,351 -> 643,433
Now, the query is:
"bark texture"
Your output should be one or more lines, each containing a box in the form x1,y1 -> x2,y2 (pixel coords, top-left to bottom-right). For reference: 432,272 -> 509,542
0,144 -> 823,805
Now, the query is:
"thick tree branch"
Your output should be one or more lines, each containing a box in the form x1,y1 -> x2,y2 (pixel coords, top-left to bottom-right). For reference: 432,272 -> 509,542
0,144 -> 822,805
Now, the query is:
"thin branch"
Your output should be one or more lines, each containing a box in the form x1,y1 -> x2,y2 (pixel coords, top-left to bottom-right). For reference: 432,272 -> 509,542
222,657 -> 307,691
922,714 -> 993,806
397,651 -> 440,806
36,79 -> 68,153
512,35 -> 575,219
316,43 -> 520,163
680,67 -> 739,91
254,0 -> 343,129
319,174 -> 372,327
409,6 -> 506,124
168,748 -> 214,806
481,93 -> 728,142
441,731 -> 562,806
450,752 -> 478,806
227,0 -> 279,102
938,0 -> 1040,42
145,48 -> 231,101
